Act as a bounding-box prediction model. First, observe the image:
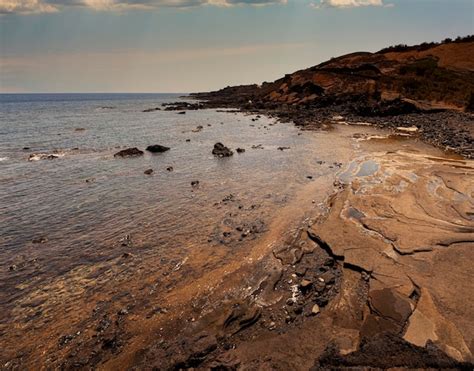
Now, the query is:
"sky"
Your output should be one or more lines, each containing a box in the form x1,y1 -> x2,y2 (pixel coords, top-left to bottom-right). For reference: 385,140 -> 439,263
0,0 -> 473,93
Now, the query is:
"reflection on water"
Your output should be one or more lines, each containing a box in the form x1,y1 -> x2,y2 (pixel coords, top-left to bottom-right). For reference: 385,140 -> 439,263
0,94 -> 361,364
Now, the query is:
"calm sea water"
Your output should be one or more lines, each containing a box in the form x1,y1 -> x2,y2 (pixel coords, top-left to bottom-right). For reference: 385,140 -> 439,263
0,93 -> 342,315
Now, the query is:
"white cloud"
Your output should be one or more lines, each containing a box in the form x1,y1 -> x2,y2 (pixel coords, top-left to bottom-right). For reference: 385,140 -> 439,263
311,0 -> 392,9
0,0 -> 286,14
0,0 -> 57,14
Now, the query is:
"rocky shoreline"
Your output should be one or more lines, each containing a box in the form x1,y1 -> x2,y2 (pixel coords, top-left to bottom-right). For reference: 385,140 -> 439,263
167,97 -> 473,159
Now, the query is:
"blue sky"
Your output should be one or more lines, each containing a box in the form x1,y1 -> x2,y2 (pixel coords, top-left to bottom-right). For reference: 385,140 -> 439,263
1,0 -> 473,92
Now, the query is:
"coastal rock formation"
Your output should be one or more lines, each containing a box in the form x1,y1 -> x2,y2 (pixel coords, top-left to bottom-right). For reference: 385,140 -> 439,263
192,38 -> 474,158
113,147 -> 144,158
194,38 -> 474,113
308,150 -> 474,363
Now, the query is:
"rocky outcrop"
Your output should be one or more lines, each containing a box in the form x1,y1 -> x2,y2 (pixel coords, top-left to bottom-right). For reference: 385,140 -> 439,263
308,150 -> 474,363
193,39 -> 474,113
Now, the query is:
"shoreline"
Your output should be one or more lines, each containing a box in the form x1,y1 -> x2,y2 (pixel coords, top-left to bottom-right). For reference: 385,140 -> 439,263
104,124 -> 474,369
178,96 -> 474,160
2,110 -> 473,369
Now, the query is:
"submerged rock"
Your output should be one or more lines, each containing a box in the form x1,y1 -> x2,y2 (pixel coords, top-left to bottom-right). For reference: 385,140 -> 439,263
28,153 -> 62,161
146,145 -> 170,153
212,143 -> 233,157
114,148 -> 144,158
143,107 -> 161,112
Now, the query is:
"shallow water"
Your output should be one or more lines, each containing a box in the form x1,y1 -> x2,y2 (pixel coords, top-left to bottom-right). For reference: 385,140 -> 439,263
0,94 -> 361,361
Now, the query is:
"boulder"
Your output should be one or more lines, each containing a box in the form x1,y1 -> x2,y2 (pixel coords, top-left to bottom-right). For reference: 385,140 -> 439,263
146,145 -> 170,153
212,143 -> 233,157
114,148 -> 144,158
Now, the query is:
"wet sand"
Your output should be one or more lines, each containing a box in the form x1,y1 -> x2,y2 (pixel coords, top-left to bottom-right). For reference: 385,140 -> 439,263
3,119 -> 472,369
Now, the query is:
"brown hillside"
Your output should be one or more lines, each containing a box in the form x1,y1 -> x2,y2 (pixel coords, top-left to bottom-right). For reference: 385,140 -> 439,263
195,38 -> 474,114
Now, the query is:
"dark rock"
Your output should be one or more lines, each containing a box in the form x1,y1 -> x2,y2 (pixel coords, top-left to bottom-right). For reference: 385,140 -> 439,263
277,146 -> 290,151
236,148 -> 246,153
114,148 -> 144,158
142,107 -> 161,112
146,145 -> 170,153
212,143 -> 233,157
312,332 -> 470,369
166,166 -> 174,172
178,111 -> 186,115
191,180 -> 200,187
144,169 -> 153,175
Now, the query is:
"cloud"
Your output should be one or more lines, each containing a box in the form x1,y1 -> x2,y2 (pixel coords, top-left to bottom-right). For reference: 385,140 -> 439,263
311,0 -> 392,9
0,0 -> 58,14
0,0 -> 286,14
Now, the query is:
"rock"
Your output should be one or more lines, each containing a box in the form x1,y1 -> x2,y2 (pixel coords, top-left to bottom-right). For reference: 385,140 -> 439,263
166,166 -> 174,172
300,279 -> 313,289
191,180 -> 200,187
117,308 -> 129,316
177,111 -> 186,115
23,147 -> 30,150
144,169 -> 153,175
114,148 -> 144,158
146,145 -> 170,153
307,176 -> 313,180
236,148 -> 246,153
185,139 -> 191,142
28,153 -> 61,161
74,128 -> 86,132
212,143 -> 233,157
277,146 -> 290,151
403,288 -> 472,361
311,304 -> 320,315
142,107 -> 161,112
192,125 -> 203,132
320,271 -> 336,284
295,267 -> 307,277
